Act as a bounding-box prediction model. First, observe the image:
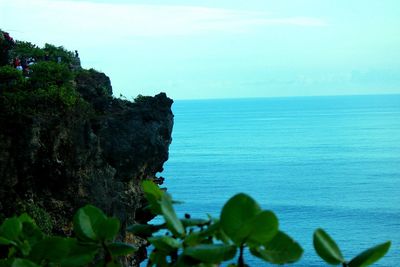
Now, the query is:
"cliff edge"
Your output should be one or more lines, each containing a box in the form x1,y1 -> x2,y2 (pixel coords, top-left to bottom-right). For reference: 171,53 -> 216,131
0,31 -> 173,265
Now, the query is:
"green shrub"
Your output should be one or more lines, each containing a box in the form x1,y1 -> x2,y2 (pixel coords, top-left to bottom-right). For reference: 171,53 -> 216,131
11,41 -> 45,61
0,66 -> 25,92
43,44 -> 75,64
35,85 -> 81,108
28,61 -> 73,90
1,85 -> 84,117
134,94 -> 152,103
0,207 -> 136,267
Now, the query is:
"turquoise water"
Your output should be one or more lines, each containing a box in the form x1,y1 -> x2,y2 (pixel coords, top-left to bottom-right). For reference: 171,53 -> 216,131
161,94 -> 400,266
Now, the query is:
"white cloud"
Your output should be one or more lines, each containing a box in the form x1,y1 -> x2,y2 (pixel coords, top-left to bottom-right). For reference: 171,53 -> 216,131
1,0 -> 327,42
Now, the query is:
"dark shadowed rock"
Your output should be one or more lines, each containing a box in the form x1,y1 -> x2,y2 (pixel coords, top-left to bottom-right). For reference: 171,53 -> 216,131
0,67 -> 173,265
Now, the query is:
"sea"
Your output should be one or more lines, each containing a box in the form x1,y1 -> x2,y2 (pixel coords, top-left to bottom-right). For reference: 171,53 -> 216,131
156,94 -> 400,266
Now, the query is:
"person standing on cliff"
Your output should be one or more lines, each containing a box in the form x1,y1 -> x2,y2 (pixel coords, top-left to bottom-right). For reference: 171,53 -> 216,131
13,57 -> 20,68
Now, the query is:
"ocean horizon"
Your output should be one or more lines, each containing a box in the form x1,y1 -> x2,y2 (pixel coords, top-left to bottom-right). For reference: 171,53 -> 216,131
158,94 -> 400,266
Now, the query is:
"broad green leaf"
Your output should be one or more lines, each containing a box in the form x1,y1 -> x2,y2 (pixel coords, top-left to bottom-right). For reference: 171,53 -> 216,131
184,232 -> 204,247
184,244 -> 237,264
313,228 -> 345,265
61,252 -> 96,267
18,240 -> 31,256
60,239 -> 98,267
18,214 -> 35,224
73,205 -> 106,241
214,229 -> 231,245
0,237 -> 16,246
108,242 -> 137,256
12,259 -> 40,267
182,221 -> 220,247
148,236 -> 181,253
0,217 -> 22,241
96,217 -> 120,241
29,237 -> 71,263
245,211 -> 279,245
142,180 -> 163,214
19,222 -> 43,250
200,221 -> 220,237
202,221 -> 230,244
160,193 -> 185,237
220,193 -> 261,245
250,231 -> 303,264
127,224 -> 163,236
348,241 -> 391,267
149,250 -> 168,266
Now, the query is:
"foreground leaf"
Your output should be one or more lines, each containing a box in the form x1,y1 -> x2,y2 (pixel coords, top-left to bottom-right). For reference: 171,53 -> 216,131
313,228 -> 345,265
149,250 -> 168,266
73,205 -> 106,241
11,259 -> 40,267
0,237 -> 16,246
96,217 -> 120,241
29,237 -> 71,263
220,193 -> 261,245
60,239 -> 98,267
0,217 -> 22,241
160,193 -> 185,237
348,241 -> 391,267
108,242 -> 137,257
142,180 -> 163,214
250,231 -> 303,264
148,236 -> 181,254
245,211 -> 279,245
184,244 -> 237,264
18,214 -> 35,224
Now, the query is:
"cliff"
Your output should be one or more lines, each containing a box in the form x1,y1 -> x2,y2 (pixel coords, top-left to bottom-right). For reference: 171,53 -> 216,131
0,31 -> 173,265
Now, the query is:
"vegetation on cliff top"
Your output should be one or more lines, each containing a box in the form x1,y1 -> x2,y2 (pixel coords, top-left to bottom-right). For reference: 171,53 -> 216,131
0,29 -> 89,117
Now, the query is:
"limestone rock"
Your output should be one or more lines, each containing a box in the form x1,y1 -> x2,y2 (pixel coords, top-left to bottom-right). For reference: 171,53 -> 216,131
0,68 -> 173,265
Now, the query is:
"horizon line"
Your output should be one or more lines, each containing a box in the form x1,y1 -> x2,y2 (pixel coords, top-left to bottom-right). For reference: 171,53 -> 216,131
169,92 -> 400,102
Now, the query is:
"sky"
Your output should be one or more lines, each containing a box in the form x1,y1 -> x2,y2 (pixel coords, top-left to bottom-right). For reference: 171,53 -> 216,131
1,0 -> 400,100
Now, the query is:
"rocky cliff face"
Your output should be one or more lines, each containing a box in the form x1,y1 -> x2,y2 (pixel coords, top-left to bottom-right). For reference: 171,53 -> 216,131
0,67 -> 173,265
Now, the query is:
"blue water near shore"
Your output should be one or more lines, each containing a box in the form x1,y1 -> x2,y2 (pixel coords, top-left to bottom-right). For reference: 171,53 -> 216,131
160,94 -> 400,266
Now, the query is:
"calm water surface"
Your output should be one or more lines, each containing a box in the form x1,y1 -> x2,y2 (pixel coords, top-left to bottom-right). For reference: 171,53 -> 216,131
159,95 -> 400,266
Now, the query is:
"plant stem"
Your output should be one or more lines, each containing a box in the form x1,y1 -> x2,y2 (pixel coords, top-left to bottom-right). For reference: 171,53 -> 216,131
102,241 -> 112,265
171,249 -> 178,264
238,244 -> 245,267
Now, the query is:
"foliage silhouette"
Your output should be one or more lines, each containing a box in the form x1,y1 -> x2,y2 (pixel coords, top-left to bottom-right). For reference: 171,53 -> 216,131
0,180 -> 391,266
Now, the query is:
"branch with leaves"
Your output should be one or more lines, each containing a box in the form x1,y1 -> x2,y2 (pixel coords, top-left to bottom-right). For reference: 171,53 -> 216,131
0,180 -> 391,266
130,180 -> 390,266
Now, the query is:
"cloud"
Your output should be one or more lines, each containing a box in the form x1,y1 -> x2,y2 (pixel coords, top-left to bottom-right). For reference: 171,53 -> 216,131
2,0 -> 327,42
